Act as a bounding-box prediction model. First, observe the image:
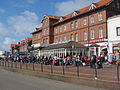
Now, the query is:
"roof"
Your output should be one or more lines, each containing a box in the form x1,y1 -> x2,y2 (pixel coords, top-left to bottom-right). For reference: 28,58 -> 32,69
31,27 -> 42,34
45,14 -> 61,20
26,38 -> 32,41
54,0 -> 113,25
42,41 -> 86,50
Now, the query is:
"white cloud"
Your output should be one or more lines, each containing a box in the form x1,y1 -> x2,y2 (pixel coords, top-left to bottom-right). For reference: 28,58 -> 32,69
26,0 -> 37,4
0,22 -> 10,36
54,0 -> 100,16
0,8 -> 5,14
0,37 -> 18,51
8,10 -> 39,36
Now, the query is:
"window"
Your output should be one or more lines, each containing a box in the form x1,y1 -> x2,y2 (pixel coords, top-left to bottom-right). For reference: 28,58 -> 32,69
72,11 -> 78,17
116,27 -> 120,36
71,22 -> 74,29
64,36 -> 67,41
75,21 -> 78,28
60,37 -> 62,42
64,25 -> 66,31
46,29 -> 48,35
56,28 -> 58,33
84,31 -> 87,40
90,16 -> 94,23
55,38 -> 58,43
71,34 -> 74,41
99,27 -> 103,38
91,30 -> 95,39
89,3 -> 97,10
75,33 -> 78,42
60,26 -> 62,33
83,18 -> 87,25
98,12 -> 103,21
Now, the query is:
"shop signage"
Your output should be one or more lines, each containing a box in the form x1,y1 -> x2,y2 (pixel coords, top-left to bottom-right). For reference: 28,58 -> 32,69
89,38 -> 106,43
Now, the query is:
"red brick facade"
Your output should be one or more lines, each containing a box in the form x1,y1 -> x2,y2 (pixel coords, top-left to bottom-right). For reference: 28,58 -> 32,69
32,0 -> 120,47
19,38 -> 32,52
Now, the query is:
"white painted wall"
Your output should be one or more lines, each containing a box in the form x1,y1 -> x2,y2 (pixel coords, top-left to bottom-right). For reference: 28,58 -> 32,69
107,15 -> 120,53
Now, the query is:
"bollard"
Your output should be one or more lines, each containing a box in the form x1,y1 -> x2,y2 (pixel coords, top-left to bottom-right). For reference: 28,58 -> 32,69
117,64 -> 120,82
32,62 -> 35,71
94,63 -> 98,80
15,62 -> 17,68
41,62 -> 43,72
62,62 -> 65,75
51,63 -> 53,74
5,61 -> 6,67
20,62 -> 22,69
26,63 -> 28,70
77,65 -> 80,77
2,61 -> 4,66
8,61 -> 9,67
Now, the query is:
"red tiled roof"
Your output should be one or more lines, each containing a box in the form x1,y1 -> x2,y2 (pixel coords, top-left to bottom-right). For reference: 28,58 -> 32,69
54,0 -> 113,25
26,38 -> 32,40
45,14 -> 61,20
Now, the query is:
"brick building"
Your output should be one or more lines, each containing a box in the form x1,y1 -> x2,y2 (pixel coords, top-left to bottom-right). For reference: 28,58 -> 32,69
10,44 -> 20,54
19,38 -> 32,53
31,0 -> 120,57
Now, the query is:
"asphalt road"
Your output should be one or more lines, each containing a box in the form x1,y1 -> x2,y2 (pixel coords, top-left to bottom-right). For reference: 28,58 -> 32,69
0,69 -> 108,90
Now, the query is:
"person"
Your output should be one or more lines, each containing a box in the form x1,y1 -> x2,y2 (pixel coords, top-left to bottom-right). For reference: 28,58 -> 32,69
115,50 -> 120,65
90,55 -> 97,69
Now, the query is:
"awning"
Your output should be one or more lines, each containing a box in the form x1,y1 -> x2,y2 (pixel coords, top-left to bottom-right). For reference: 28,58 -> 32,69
42,41 -> 86,50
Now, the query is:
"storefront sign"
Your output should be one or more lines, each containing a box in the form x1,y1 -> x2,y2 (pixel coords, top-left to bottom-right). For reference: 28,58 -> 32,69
89,38 -> 107,43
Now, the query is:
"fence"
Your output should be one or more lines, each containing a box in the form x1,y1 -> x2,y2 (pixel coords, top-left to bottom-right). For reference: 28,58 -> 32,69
0,60 -> 120,83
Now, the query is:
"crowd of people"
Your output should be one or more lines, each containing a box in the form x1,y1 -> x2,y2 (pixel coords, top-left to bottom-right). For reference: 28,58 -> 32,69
0,50 -> 119,69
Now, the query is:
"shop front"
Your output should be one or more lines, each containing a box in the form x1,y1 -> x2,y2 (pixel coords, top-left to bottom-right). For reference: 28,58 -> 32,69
39,41 -> 87,58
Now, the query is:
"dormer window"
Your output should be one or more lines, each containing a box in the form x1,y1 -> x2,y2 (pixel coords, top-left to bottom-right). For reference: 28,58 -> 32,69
89,3 -> 97,10
59,17 -> 64,21
72,11 -> 78,17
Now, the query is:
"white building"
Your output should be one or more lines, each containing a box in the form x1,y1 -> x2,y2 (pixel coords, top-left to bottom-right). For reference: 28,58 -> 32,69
107,15 -> 120,54
0,51 -> 5,57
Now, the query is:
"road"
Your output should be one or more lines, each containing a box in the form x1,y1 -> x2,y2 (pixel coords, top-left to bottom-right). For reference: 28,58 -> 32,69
0,69 -> 107,90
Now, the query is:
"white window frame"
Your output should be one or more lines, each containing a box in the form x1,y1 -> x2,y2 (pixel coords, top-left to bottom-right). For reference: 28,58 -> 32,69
91,30 -> 95,39
64,25 -> 66,31
84,31 -> 87,40
75,33 -> 78,42
75,21 -> 78,28
56,28 -> 58,33
71,34 -> 74,41
83,18 -> 87,25
64,36 -> 67,41
98,12 -> 103,21
60,37 -> 62,42
90,16 -> 94,23
60,26 -> 62,33
71,22 -> 74,29
99,27 -> 103,38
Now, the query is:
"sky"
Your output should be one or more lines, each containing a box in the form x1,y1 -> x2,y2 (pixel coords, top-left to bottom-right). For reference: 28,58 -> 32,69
0,0 -> 100,51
